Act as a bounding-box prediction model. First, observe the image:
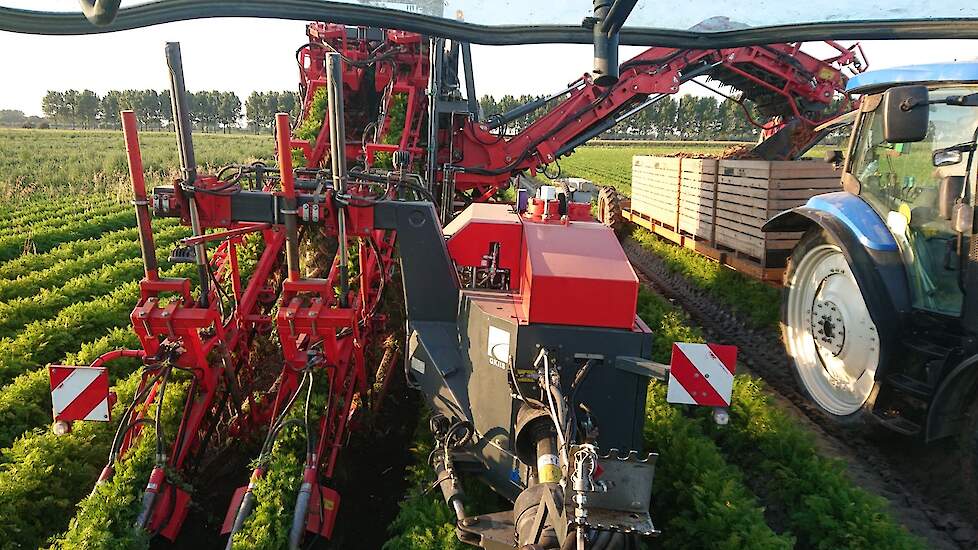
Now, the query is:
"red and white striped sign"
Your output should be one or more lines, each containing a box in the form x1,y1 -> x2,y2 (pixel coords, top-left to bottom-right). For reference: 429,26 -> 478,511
667,343 -> 737,407
49,365 -> 111,422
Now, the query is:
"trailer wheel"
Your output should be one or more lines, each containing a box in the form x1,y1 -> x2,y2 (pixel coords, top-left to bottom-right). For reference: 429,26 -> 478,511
597,186 -> 623,231
782,229 -> 880,418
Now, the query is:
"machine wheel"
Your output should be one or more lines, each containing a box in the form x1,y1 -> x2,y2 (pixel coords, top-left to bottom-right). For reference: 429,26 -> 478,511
596,186 -> 623,231
782,229 -> 881,418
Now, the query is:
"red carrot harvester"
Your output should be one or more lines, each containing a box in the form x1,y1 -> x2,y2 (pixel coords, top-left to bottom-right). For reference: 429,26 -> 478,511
31,1 -> 873,547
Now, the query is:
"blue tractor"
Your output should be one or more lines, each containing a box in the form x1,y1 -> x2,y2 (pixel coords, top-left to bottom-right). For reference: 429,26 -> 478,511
765,63 -> 978,457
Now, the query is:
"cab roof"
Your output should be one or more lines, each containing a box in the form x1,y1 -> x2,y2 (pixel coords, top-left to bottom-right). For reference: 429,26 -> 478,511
847,62 -> 978,94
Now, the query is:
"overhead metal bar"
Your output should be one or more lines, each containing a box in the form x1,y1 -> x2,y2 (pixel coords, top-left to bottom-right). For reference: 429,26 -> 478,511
3,2 -> 978,47
600,0 -> 639,37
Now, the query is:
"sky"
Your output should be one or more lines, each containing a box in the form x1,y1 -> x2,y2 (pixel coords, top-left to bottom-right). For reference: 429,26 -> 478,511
2,11 -> 978,117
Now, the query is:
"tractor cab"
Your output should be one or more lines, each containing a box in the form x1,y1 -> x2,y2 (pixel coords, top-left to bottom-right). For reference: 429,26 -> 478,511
767,63 -> 978,441
844,66 -> 978,318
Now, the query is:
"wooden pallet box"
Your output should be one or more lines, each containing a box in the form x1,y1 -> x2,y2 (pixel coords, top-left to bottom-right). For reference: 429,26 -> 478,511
629,155 -> 841,269
632,156 -> 681,229
678,158 -> 717,238
714,159 -> 841,264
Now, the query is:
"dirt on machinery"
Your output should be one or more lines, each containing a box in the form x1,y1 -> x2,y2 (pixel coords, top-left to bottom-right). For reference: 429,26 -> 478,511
664,144 -> 759,160
623,238 -> 977,550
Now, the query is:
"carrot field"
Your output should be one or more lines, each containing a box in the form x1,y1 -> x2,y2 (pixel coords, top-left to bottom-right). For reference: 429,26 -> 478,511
0,128 -> 926,549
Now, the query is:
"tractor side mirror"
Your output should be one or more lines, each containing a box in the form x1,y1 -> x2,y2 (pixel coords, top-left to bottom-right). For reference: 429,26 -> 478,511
939,176 -> 965,221
882,85 -> 929,143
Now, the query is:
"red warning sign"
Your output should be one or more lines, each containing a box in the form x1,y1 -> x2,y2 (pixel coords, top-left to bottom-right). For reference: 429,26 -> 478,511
49,365 -> 111,422
667,343 -> 737,407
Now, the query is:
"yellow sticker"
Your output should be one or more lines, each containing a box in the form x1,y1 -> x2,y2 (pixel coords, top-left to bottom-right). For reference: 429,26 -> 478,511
539,464 -> 561,483
538,453 -> 561,483
899,203 -> 912,224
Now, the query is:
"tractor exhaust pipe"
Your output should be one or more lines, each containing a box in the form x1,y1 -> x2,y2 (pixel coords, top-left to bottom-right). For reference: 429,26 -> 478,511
325,53 -> 350,307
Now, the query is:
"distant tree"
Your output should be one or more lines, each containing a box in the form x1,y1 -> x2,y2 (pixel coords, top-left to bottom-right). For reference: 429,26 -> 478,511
245,91 -> 265,133
100,90 -> 123,128
118,89 -> 137,111
217,91 -> 242,133
160,89 -> 173,129
76,90 -> 100,129
696,96 -> 720,139
659,97 -> 678,138
246,91 -> 275,134
275,91 -> 297,122
62,90 -> 80,129
478,94 -> 498,121
0,109 -> 28,127
41,90 -> 64,127
676,95 -> 699,139
263,93 -> 281,133
139,90 -> 162,129
288,91 -> 303,120
192,90 -> 228,132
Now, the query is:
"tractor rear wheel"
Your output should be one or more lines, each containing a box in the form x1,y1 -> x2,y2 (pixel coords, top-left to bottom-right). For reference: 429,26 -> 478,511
782,229 -> 881,418
597,186 -> 623,231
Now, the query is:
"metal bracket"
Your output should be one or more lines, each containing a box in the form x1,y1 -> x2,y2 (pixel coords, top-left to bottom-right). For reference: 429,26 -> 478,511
568,444 -> 659,536
300,202 -> 322,223
614,356 -> 669,381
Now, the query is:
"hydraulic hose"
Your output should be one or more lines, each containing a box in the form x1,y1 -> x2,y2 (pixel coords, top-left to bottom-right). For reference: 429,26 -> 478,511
225,369 -> 311,549
287,368 -> 318,550
134,364 -> 174,530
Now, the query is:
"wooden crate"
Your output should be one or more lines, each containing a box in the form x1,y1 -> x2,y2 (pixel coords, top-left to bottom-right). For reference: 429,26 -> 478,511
714,159 -> 840,264
632,156 -> 681,229
629,155 -> 841,269
678,158 -> 717,238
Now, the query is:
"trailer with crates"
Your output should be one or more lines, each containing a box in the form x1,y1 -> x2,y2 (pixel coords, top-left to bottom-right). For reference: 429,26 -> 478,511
619,155 -> 842,282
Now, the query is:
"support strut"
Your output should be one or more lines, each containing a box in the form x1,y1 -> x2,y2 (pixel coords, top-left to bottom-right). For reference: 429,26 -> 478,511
325,52 -> 350,307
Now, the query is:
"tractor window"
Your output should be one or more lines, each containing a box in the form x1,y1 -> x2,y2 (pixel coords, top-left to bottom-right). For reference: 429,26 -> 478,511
850,88 -> 978,316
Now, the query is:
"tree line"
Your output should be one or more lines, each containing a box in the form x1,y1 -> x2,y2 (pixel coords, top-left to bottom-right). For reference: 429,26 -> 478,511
38,89 -> 301,133
479,93 -> 765,141
32,88 -> 832,142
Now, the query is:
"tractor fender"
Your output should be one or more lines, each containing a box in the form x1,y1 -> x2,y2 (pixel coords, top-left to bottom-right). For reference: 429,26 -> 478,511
926,354 -> 978,442
763,191 -> 913,378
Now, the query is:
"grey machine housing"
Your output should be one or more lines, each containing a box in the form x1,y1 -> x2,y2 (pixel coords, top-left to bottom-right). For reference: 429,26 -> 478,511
374,200 -> 655,500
